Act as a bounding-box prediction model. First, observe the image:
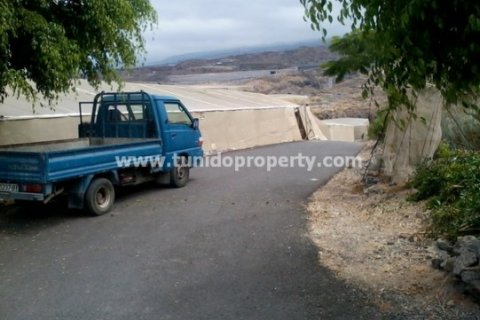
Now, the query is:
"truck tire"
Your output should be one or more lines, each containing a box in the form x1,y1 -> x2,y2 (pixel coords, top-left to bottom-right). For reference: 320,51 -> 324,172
170,157 -> 189,188
85,178 -> 115,216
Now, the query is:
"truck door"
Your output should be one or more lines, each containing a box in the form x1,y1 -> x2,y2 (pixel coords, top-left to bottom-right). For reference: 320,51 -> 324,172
161,101 -> 199,153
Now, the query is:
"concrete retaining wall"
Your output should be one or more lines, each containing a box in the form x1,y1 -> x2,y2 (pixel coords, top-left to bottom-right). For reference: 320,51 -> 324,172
0,108 -> 303,152
192,108 -> 302,152
0,116 -> 81,146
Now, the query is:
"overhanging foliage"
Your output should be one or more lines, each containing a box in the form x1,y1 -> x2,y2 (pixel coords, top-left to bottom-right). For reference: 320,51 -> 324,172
0,0 -> 157,105
301,0 -> 480,112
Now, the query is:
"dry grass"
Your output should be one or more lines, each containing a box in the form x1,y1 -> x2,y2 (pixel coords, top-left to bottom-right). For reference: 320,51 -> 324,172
309,77 -> 386,120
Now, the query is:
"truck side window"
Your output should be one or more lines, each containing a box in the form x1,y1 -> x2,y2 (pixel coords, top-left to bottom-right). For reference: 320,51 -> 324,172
130,104 -> 151,121
165,102 -> 192,125
106,105 -> 129,122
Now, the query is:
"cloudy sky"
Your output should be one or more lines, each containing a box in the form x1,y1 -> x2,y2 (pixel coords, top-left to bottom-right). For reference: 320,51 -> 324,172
143,0 -> 349,63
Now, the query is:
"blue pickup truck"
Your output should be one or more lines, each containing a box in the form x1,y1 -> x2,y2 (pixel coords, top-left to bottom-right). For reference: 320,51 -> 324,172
0,91 -> 203,215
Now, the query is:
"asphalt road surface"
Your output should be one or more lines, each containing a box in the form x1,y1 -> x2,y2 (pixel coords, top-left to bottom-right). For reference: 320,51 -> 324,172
0,141 -> 380,320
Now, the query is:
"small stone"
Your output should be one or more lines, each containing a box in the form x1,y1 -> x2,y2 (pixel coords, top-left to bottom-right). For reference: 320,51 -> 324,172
461,235 -> 478,242
415,212 -> 424,219
431,258 -> 443,270
363,176 -> 379,187
469,280 -> 480,298
363,185 -> 381,195
441,257 -> 455,272
461,270 -> 480,283
436,238 -> 454,253
446,300 -> 455,308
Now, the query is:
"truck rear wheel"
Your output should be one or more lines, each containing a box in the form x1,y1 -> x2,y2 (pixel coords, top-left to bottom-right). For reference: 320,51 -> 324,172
85,178 -> 115,216
170,157 -> 189,188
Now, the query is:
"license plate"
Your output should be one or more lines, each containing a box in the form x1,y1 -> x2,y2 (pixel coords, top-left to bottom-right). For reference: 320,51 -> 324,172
0,183 -> 19,193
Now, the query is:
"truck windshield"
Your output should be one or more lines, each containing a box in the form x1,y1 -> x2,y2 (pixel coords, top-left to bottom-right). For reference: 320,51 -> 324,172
164,102 -> 192,125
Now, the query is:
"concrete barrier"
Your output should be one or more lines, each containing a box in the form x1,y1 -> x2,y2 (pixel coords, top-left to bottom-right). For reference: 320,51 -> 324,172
0,110 -> 371,149
0,108 -> 303,152
0,81 -> 370,150
0,115 -> 81,145
317,118 -> 369,142
295,106 -> 327,141
193,108 -> 302,152
0,82 -> 305,150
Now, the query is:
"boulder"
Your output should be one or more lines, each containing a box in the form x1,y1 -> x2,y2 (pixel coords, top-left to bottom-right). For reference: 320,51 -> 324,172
383,87 -> 443,183
453,249 -> 478,276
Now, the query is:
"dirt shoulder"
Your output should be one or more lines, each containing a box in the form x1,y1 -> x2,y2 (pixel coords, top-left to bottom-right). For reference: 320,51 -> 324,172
306,143 -> 480,318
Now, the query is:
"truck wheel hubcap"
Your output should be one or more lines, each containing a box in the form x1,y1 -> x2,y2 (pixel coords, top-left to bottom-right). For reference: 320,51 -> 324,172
96,187 -> 110,209
176,167 -> 186,180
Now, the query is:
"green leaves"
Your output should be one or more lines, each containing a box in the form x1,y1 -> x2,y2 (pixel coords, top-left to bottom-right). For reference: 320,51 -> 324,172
301,0 -> 480,122
0,0 -> 157,106
409,145 -> 480,237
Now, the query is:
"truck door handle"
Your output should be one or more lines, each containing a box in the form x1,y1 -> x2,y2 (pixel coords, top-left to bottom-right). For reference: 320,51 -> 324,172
171,133 -> 177,138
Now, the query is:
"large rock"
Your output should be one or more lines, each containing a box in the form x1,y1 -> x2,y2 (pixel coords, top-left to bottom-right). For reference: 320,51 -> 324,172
452,237 -> 480,276
454,252 -> 479,276
453,236 -> 480,256
383,87 -> 443,183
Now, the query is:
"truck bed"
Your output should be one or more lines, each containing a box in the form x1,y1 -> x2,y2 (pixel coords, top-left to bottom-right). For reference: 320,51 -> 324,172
0,138 -> 162,183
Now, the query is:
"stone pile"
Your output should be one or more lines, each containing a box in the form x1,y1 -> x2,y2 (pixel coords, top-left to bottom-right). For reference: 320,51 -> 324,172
432,236 -> 480,300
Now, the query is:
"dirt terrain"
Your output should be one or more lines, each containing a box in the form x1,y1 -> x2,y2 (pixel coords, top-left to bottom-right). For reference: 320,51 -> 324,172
307,143 -> 480,318
243,73 -> 381,120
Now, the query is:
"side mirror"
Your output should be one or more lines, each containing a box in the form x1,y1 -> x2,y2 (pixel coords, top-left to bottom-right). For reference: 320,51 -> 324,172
192,118 -> 199,130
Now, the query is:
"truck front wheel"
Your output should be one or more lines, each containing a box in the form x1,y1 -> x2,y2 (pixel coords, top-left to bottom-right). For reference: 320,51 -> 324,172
170,157 -> 190,188
85,178 -> 115,216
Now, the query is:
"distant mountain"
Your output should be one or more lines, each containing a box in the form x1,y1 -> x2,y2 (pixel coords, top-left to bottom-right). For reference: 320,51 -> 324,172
121,44 -> 336,84
148,39 -> 325,66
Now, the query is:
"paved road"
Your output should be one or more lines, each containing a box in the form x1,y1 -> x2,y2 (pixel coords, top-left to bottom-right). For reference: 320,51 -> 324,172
0,141 -> 379,320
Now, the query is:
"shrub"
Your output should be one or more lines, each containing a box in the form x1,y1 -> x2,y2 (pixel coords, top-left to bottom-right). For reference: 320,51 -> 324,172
409,143 -> 480,238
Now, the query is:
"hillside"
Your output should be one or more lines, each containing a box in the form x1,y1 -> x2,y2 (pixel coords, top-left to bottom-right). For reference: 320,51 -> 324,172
121,46 -> 336,83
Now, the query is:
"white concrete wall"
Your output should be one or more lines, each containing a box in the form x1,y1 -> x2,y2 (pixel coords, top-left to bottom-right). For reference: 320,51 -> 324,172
0,108 -> 302,152
0,116 -> 81,145
192,108 -> 302,152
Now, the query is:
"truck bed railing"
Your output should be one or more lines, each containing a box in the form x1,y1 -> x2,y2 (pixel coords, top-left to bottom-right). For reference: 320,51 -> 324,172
78,91 -> 152,139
